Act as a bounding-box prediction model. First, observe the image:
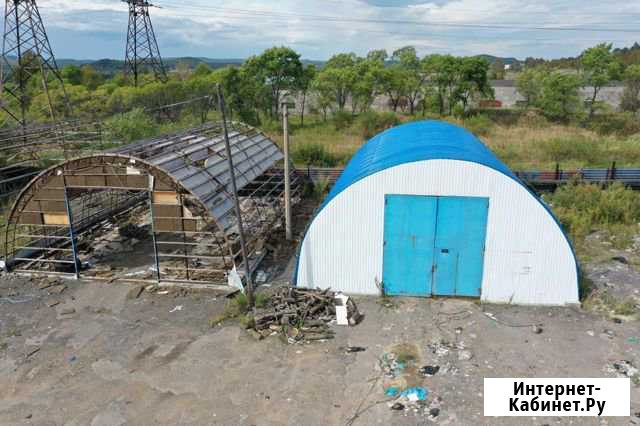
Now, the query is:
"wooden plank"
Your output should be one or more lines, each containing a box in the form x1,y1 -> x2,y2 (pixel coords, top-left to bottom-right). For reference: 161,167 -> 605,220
153,191 -> 179,205
43,213 -> 69,225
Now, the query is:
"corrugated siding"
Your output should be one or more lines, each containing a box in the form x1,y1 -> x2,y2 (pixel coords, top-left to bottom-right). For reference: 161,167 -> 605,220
296,160 -> 578,306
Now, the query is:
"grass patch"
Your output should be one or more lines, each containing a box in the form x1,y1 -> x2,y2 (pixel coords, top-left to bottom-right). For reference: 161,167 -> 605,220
582,289 -> 640,319
545,182 -> 640,247
266,111 -> 640,171
208,293 -> 250,327
208,292 -> 271,327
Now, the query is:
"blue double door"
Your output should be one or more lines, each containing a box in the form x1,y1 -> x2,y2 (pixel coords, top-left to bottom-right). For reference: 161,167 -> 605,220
382,194 -> 489,297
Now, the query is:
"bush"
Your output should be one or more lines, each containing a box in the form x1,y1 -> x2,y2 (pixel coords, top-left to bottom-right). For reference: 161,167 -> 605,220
463,114 -> 493,136
471,108 -> 524,126
103,108 -> 157,143
540,137 -> 604,164
547,182 -> 640,240
292,143 -> 340,167
357,111 -> 400,139
332,110 -> 353,130
587,113 -> 640,137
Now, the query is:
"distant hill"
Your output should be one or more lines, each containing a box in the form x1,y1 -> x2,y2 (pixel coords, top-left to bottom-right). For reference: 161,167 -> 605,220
476,54 -> 520,66
55,57 -> 325,76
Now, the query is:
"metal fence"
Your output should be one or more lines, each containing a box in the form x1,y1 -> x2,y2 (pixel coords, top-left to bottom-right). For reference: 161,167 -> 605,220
299,164 -> 640,191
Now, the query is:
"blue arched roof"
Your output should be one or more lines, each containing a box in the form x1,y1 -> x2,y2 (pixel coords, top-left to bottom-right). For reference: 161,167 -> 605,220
295,119 -> 579,285
322,120 -> 516,209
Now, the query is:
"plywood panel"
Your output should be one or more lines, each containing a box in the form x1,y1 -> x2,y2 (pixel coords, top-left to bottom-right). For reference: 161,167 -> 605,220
153,191 -> 179,205
19,212 -> 43,225
43,213 -> 69,225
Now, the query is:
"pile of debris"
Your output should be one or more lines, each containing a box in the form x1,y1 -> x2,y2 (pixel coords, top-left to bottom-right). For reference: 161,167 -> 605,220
252,287 -> 362,343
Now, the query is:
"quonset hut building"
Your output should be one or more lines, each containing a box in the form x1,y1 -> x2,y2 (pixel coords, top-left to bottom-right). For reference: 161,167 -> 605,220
294,120 -> 579,305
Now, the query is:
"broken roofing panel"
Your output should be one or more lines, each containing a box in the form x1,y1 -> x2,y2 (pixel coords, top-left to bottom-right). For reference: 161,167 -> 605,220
113,122 -> 283,229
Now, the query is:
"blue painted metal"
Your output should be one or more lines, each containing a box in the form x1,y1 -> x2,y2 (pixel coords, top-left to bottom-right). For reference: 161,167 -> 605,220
320,120 -> 514,211
382,194 -> 437,296
294,120 -> 579,292
432,196 -> 488,297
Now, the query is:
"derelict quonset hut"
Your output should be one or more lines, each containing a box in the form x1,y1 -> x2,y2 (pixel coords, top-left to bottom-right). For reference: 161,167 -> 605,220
294,120 -> 579,305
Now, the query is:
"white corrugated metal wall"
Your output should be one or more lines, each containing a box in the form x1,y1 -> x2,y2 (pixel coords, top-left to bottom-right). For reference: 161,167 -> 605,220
296,159 -> 579,306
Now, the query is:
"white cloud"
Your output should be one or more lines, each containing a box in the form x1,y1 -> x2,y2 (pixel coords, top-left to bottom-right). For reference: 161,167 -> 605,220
34,0 -> 640,59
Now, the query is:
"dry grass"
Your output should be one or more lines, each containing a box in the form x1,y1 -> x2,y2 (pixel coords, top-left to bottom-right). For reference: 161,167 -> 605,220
272,112 -> 640,171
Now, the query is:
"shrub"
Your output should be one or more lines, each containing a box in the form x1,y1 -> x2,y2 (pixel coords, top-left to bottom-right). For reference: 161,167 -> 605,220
292,143 -> 340,167
540,137 -> 604,164
546,182 -> 640,240
357,111 -> 399,139
103,108 -> 156,143
587,113 -> 640,137
463,114 -> 493,136
332,110 -> 353,130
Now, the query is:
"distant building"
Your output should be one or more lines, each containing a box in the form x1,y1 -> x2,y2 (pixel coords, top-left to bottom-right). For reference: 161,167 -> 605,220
489,80 -> 625,110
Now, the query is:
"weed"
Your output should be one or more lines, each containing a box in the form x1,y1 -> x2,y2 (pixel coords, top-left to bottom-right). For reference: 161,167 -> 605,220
208,293 -> 250,327
255,293 -> 271,309
332,110 -> 354,130
546,182 -> 640,244
357,111 -> 399,139
463,114 -> 493,136
292,143 -> 341,167
613,298 -> 639,316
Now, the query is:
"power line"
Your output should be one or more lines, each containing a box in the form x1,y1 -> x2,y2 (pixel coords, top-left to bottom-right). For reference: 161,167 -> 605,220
156,3 -> 640,34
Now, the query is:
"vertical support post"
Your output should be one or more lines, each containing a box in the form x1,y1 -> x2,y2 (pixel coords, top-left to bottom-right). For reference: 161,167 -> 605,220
178,192 -> 190,281
62,175 -> 79,280
217,84 -> 254,307
282,102 -> 292,241
554,162 -> 560,181
147,175 -> 161,282
611,161 -> 616,181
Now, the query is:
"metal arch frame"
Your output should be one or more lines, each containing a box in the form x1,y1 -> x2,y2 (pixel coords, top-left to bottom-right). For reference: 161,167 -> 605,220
3,120 -> 301,285
4,153 -> 236,276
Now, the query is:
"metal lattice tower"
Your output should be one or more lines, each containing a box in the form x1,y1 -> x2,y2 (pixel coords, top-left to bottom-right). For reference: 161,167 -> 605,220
123,0 -> 167,86
0,0 -> 71,127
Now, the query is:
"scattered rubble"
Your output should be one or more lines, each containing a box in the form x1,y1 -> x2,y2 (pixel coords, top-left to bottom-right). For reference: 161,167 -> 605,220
251,287 -> 362,343
48,285 -> 67,295
126,285 -> 145,300
25,347 -> 40,358
419,365 -> 439,376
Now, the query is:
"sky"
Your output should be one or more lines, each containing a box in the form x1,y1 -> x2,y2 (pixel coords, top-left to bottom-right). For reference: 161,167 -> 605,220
33,0 -> 640,61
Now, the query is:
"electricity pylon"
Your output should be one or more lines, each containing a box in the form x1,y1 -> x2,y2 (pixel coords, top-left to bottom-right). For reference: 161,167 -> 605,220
123,0 -> 167,86
0,0 -> 71,127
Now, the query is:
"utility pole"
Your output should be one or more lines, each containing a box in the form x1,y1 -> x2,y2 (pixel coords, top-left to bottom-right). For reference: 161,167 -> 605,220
123,0 -> 167,86
0,0 -> 72,127
282,102 -> 292,241
217,84 -> 254,307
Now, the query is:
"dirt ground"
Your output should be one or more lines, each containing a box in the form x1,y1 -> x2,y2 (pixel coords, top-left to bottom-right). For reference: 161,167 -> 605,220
0,270 -> 638,425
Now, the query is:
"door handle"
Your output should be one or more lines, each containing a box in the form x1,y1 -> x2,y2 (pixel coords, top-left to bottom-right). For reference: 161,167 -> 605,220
441,248 -> 449,253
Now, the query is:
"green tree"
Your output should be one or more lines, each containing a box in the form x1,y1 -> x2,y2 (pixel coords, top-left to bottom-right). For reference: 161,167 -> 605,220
538,72 -> 583,121
490,58 -> 506,80
61,65 -> 83,85
80,65 -> 104,90
243,46 -> 303,117
581,43 -> 621,118
380,65 -> 408,112
193,63 -> 212,78
515,68 -> 544,108
621,64 -> 640,112
351,56 -> 383,113
297,64 -> 316,126
311,53 -> 358,111
453,57 -> 493,112
392,46 -> 425,114
366,49 -> 388,63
